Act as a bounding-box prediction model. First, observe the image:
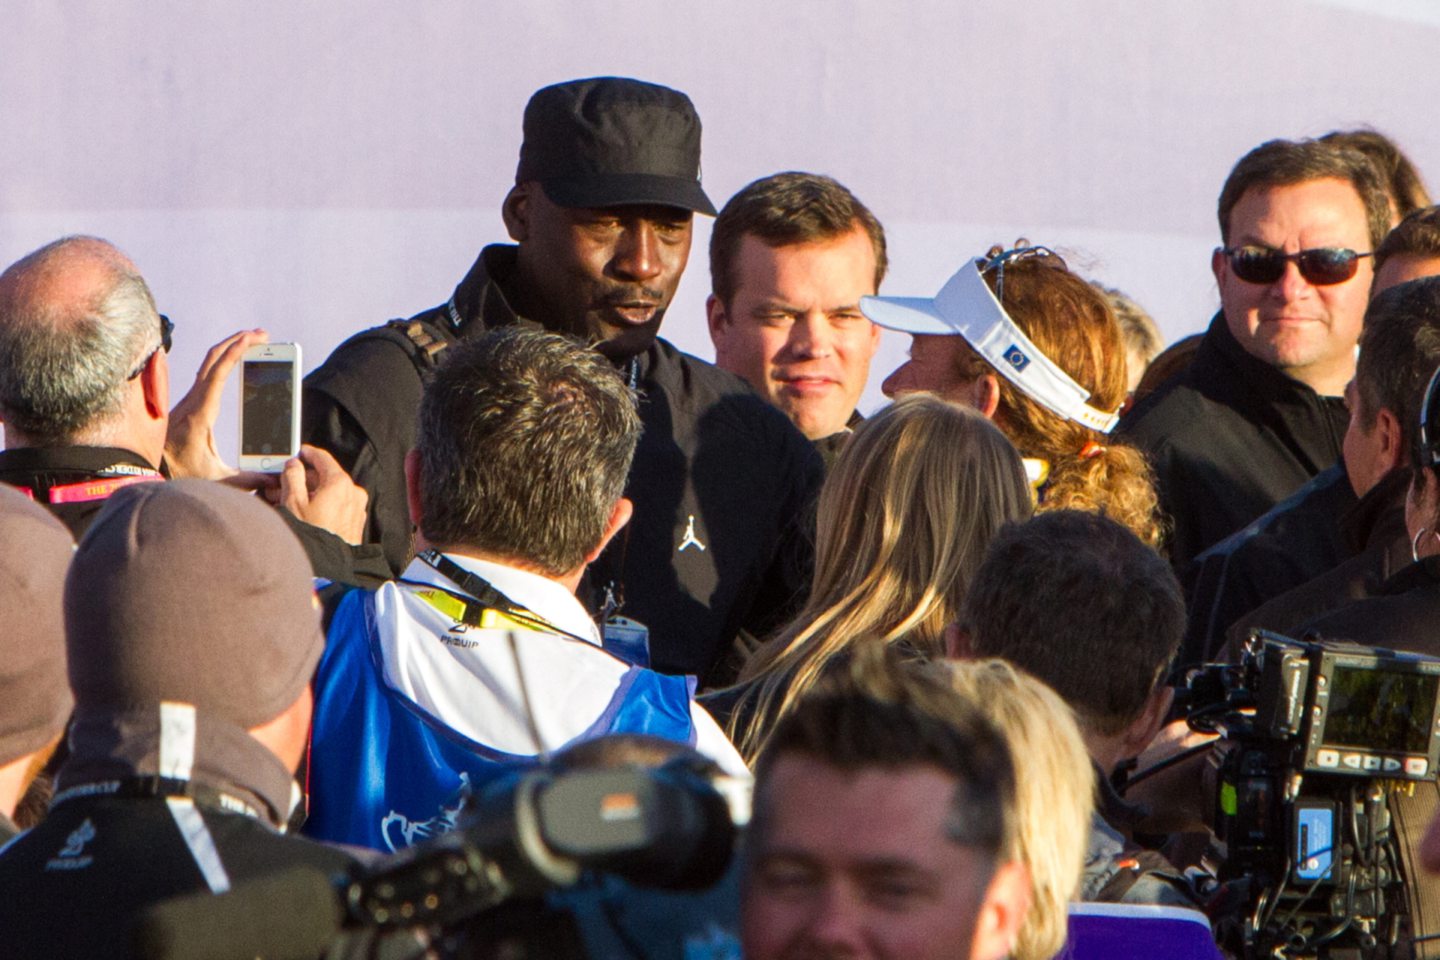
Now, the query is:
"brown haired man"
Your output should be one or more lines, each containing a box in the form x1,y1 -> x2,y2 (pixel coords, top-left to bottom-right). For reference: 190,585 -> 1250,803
954,509 -> 1198,907
305,327 -> 747,854
743,662 -> 1030,960
1122,138 -> 1391,572
707,172 -> 887,463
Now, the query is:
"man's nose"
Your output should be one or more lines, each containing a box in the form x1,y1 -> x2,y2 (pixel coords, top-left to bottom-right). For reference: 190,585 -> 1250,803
612,222 -> 663,283
801,883 -> 868,954
882,362 -> 912,398
790,314 -> 835,359
1272,259 -> 1314,302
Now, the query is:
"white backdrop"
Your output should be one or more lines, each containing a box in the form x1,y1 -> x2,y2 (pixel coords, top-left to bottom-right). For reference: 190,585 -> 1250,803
3,1 -> 1437,453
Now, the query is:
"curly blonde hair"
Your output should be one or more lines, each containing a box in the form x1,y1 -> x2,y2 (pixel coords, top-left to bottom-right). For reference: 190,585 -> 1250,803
957,245 -> 1165,549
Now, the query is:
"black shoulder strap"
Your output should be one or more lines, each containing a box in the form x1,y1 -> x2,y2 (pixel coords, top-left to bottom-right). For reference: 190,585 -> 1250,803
382,317 -> 452,370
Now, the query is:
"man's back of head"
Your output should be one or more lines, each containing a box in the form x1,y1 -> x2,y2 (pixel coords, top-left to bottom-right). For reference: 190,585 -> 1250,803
1345,276 -> 1440,498
411,325 -> 642,577
0,236 -> 166,451
707,172 -> 886,441
743,659 -> 1029,960
960,510 -> 1183,764
1374,205 -> 1440,294
62,479 -> 324,807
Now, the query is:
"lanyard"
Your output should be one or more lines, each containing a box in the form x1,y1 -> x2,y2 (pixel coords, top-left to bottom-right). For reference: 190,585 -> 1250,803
411,550 -> 590,645
51,777 -> 266,823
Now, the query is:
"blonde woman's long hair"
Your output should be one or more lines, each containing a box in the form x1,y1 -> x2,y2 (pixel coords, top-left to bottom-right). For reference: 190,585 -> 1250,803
729,394 -> 1031,760
938,658 -> 1095,960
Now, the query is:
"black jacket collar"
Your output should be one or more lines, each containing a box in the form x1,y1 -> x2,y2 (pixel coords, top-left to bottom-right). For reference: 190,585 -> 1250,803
0,445 -> 158,479
448,245 -> 527,337
1195,311 -> 1337,409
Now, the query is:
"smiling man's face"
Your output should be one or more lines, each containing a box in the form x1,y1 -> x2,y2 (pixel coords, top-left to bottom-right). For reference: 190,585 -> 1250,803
508,184 -> 694,360
1213,177 -> 1373,396
708,228 -> 880,440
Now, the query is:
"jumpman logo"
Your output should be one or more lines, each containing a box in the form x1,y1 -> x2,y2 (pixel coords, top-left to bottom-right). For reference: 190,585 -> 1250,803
678,515 -> 707,553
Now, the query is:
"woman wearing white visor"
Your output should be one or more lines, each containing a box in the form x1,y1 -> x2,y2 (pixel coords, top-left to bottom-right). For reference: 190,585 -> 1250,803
865,243 -> 1164,549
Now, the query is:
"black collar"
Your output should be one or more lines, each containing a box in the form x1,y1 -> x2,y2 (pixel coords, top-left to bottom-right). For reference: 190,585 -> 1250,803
0,444 -> 158,478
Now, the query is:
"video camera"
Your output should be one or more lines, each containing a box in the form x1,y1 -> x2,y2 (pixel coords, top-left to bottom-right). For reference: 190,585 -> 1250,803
1181,630 -> 1440,959
134,753 -> 747,960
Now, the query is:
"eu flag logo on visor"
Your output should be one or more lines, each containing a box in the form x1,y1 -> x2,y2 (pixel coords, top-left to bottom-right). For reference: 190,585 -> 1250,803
1002,344 -> 1031,371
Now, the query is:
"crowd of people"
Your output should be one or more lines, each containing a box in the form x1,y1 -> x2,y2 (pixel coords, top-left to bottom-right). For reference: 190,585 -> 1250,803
1,74 -> 1440,959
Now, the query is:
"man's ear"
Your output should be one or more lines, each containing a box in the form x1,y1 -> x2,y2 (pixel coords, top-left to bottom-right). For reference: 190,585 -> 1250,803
501,184 -> 532,243
972,374 -> 1001,420
586,497 -> 634,564
140,349 -> 168,420
1376,406 -> 1405,475
705,294 -> 729,345
1211,246 -> 1228,287
969,859 -> 1032,960
1120,684 -> 1175,761
404,449 -> 424,528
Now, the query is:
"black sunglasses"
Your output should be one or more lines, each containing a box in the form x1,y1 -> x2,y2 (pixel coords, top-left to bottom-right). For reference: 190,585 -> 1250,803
1222,246 -> 1372,286
127,313 -> 175,380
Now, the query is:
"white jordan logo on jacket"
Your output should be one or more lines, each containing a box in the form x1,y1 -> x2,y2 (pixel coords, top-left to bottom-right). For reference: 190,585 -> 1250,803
679,515 -> 706,552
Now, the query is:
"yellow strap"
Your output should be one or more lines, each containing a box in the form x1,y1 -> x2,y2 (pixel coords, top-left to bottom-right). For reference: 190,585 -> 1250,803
412,588 -> 542,632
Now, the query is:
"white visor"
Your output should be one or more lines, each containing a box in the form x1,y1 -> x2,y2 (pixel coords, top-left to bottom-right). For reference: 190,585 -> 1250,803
861,260 -> 1120,434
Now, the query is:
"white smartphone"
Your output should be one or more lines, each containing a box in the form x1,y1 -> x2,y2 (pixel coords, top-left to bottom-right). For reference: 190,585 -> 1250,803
238,342 -> 302,473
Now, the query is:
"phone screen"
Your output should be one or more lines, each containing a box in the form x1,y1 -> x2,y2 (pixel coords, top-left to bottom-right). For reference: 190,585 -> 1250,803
241,361 -> 296,457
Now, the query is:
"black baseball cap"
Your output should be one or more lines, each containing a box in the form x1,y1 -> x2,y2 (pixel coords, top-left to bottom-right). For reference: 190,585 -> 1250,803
516,76 -> 716,216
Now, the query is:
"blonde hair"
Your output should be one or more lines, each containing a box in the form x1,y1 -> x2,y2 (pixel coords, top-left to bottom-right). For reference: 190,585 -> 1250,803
938,658 -> 1094,960
728,395 -> 1031,760
960,245 -> 1166,549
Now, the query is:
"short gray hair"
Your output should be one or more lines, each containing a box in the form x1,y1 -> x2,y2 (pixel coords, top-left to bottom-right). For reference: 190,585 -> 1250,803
415,325 -> 642,575
0,237 -> 162,445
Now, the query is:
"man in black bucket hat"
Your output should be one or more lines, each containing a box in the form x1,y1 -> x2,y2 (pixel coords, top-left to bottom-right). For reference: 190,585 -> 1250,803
304,77 -> 821,688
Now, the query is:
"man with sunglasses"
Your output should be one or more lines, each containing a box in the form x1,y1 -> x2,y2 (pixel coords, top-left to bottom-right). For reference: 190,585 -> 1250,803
0,236 -> 383,586
1122,137 -> 1392,573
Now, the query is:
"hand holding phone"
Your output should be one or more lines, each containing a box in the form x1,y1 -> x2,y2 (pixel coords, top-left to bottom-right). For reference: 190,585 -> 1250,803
239,343 -> 302,473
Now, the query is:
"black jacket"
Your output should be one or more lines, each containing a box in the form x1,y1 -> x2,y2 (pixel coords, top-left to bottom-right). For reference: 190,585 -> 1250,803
1301,555 -> 1440,657
0,707 -> 357,960
1219,468 -> 1410,661
0,794 -> 355,959
1120,313 -> 1347,571
0,445 -> 390,588
303,245 -> 823,685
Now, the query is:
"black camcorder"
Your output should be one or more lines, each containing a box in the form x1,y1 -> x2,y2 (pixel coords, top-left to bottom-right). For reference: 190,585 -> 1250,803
1181,630 -> 1440,959
133,755 -> 744,960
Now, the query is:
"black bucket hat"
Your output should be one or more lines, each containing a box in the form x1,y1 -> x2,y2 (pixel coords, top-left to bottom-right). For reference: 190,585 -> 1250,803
516,76 -> 716,216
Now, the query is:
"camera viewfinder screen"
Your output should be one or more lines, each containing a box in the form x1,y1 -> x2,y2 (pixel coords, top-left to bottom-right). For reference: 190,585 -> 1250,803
242,361 -> 295,456
1322,665 -> 1438,754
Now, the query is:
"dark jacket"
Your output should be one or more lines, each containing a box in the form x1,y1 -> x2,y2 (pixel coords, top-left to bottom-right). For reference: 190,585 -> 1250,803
1120,313 -> 1348,571
812,409 -> 864,472
303,245 -> 822,685
1301,555 -> 1440,657
0,712 -> 356,960
1221,469 -> 1410,661
0,445 -> 390,588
